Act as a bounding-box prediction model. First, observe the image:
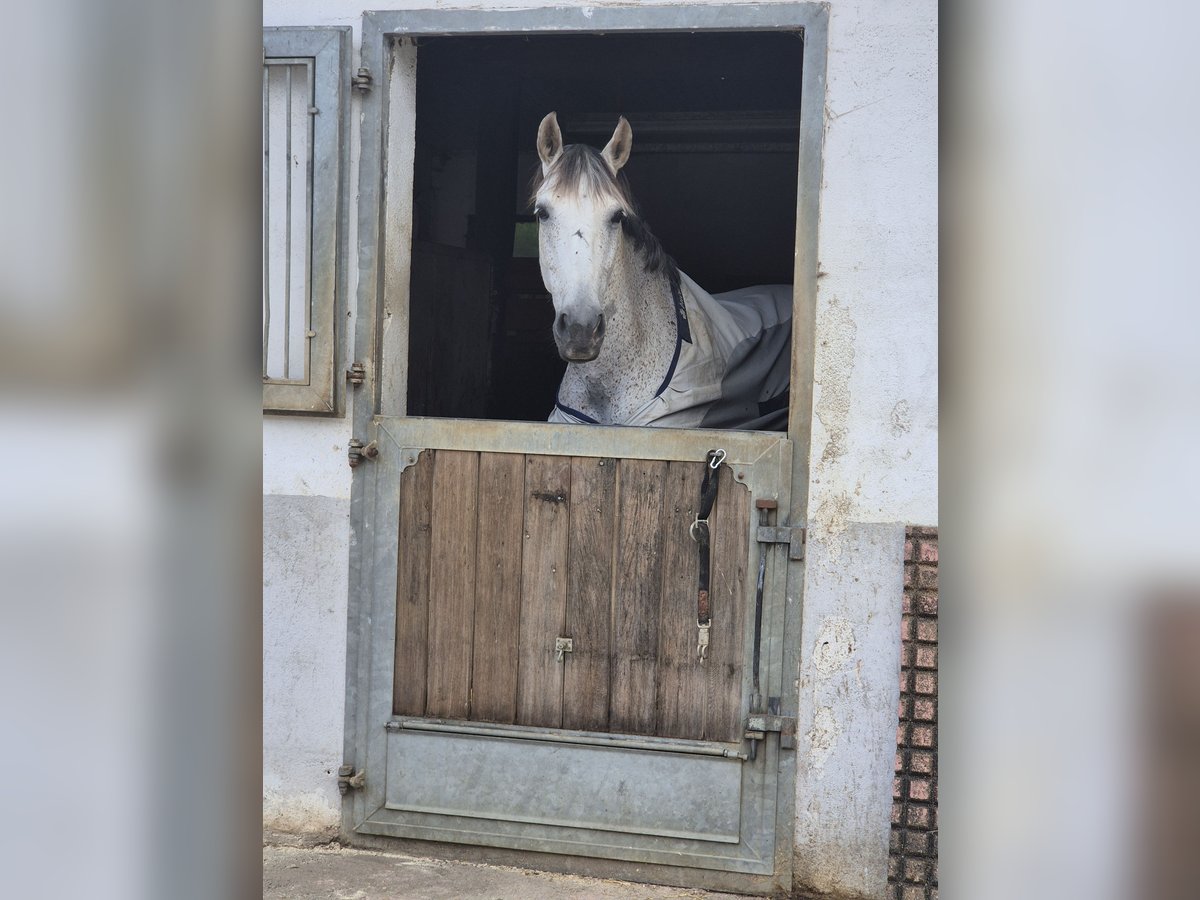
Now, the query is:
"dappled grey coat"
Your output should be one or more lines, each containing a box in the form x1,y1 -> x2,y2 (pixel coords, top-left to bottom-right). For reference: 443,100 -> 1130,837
549,272 -> 792,430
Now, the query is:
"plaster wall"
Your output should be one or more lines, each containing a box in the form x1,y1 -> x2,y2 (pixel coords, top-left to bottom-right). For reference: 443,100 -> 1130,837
261,1 -> 937,896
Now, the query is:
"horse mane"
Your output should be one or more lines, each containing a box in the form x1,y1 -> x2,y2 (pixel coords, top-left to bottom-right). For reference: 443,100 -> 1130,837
529,144 -> 679,280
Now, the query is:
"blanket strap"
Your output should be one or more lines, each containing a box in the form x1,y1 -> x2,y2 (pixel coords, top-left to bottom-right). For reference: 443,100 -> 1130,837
689,448 -> 726,661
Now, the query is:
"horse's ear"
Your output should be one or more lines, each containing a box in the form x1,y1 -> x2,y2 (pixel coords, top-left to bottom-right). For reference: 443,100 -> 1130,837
601,116 -> 633,175
537,111 -> 563,175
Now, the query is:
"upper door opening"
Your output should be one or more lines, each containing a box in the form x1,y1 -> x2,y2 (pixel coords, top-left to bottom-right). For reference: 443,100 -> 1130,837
405,31 -> 804,425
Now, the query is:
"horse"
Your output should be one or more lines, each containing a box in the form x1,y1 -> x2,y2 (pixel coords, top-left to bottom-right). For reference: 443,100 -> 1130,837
532,111 -> 793,430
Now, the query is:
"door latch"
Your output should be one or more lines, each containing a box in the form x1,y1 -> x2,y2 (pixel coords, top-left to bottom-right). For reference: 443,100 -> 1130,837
555,637 -> 573,662
745,712 -> 797,749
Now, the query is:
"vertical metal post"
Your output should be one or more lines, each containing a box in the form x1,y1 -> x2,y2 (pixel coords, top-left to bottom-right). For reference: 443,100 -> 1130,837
284,64 -> 293,379
262,63 -> 271,377
303,60 -> 315,382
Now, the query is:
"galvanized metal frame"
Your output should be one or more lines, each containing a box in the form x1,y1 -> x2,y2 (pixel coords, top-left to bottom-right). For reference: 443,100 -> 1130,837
344,5 -> 829,894
262,27 -> 351,415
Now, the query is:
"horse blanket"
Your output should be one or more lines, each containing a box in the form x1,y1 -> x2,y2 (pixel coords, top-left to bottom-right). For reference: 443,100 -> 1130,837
549,272 -> 792,430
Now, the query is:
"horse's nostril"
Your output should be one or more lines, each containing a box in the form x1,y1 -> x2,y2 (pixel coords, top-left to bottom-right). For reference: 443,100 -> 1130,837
557,312 -> 567,330
595,316 -> 606,338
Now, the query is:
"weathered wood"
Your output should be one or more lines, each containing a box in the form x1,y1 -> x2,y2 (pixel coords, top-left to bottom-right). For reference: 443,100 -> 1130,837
705,467 -> 750,742
609,459 -> 667,736
516,455 -> 571,728
425,450 -> 479,719
654,461 -> 708,740
468,453 -> 525,723
562,456 -> 617,732
393,450 -> 434,716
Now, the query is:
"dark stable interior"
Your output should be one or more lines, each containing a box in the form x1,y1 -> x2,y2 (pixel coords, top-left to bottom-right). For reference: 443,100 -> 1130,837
406,31 -> 803,424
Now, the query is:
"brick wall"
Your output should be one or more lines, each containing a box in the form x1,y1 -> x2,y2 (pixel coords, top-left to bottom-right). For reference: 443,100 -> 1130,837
890,527 -> 938,900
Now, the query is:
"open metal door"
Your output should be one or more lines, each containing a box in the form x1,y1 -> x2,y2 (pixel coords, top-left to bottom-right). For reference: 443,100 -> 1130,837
343,6 -> 828,895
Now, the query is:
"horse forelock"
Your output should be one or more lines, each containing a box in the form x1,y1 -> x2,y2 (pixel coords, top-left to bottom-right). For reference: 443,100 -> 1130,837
530,144 -> 633,211
530,144 -> 677,278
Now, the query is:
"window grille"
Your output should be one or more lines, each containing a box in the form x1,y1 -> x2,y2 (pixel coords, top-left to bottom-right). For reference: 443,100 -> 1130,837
262,27 -> 348,414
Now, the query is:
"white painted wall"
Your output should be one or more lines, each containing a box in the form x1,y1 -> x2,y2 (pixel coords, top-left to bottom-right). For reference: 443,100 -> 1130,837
262,1 -> 937,895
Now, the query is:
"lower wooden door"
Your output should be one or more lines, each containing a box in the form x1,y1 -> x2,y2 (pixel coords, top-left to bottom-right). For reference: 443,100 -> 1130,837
344,416 -> 796,892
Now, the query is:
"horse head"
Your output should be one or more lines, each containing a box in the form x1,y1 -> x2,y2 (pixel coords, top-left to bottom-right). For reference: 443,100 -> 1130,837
532,112 -> 635,362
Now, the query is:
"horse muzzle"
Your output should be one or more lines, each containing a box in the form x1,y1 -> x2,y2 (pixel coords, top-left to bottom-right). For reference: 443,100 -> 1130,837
554,311 -> 606,362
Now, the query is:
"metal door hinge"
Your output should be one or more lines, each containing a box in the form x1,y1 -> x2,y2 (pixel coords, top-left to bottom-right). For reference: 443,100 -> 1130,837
756,524 -> 806,560
351,67 -> 373,92
346,362 -> 366,385
745,713 -> 797,750
336,765 -> 365,795
348,438 -> 378,468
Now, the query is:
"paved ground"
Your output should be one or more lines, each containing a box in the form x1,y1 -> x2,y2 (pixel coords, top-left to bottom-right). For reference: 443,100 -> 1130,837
263,843 -> 752,900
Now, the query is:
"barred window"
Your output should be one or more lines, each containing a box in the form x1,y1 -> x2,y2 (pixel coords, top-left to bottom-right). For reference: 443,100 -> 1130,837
262,27 -> 348,414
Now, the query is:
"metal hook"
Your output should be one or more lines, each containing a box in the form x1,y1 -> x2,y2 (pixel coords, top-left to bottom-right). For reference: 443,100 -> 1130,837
709,448 -> 726,469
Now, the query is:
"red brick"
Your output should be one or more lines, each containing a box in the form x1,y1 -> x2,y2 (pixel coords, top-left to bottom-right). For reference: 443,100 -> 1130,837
891,803 -> 902,825
914,698 -> 935,721
916,619 -> 937,642
902,593 -> 913,613
893,776 -> 903,799
918,541 -> 938,563
909,777 -> 932,801
906,805 -> 930,828
900,615 -> 914,641
914,671 -> 936,694
904,539 -> 914,561
912,725 -> 934,747
902,884 -> 926,900
904,859 -> 929,882
915,592 -> 938,615
897,723 -> 909,745
916,565 -> 938,590
895,751 -> 903,772
915,645 -> 937,669
899,695 -> 911,719
911,751 -> 933,773
905,831 -> 929,854
903,566 -> 913,588
900,645 -> 914,667
889,856 -> 900,880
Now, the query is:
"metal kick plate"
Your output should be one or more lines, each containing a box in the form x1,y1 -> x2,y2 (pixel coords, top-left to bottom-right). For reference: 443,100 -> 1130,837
384,728 -> 743,843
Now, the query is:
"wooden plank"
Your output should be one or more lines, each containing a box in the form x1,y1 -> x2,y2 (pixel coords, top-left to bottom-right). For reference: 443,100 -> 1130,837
609,459 -> 668,736
516,455 -> 571,728
425,450 -> 479,719
654,461 -> 708,740
393,450 -> 434,716
562,456 -> 617,732
469,453 -> 525,723
705,467 -> 750,742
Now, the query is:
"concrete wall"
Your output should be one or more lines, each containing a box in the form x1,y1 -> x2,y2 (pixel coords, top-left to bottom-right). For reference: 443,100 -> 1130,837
795,1 -> 937,896
261,1 -> 937,896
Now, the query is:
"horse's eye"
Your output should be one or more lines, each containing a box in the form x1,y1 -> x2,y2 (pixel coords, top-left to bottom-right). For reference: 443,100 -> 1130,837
535,207 -> 549,222
609,210 -> 625,225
